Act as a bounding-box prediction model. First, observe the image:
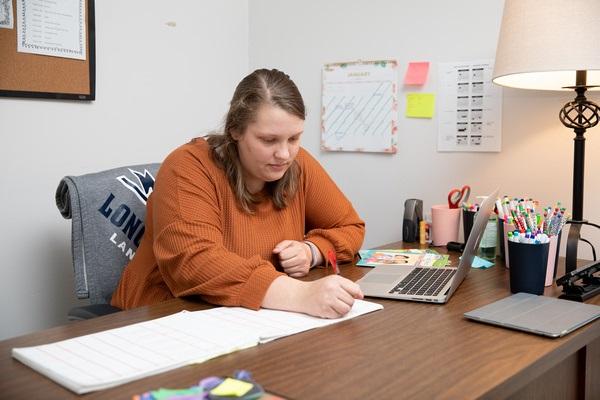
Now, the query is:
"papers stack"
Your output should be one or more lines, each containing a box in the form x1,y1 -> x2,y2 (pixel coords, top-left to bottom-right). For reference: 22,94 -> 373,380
357,249 -> 450,268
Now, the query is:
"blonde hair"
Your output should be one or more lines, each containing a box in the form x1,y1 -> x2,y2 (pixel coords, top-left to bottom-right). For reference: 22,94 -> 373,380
206,69 -> 306,213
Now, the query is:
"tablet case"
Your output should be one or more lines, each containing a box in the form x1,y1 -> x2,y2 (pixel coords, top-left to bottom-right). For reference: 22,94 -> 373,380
464,292 -> 600,337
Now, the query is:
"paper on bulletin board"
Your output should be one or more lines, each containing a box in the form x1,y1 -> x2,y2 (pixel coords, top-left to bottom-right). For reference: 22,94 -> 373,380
16,0 -> 86,60
0,0 -> 14,29
437,60 -> 502,152
321,60 -> 398,153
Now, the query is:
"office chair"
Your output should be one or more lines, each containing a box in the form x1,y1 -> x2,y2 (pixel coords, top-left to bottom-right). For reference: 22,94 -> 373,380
56,163 -> 160,320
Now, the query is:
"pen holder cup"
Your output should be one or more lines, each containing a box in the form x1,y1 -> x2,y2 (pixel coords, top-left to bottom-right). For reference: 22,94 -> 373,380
507,241 -> 549,295
462,209 -> 476,243
497,222 -> 505,260
502,222 -> 516,268
431,205 -> 460,246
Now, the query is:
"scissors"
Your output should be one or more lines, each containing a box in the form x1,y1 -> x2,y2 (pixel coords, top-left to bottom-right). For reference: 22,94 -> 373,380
448,185 -> 471,209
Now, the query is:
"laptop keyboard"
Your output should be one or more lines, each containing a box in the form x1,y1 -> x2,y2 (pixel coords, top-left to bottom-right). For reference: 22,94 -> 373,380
390,267 -> 455,297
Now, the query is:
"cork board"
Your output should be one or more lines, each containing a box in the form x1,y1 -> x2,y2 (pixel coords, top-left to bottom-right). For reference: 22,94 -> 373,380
0,0 -> 95,100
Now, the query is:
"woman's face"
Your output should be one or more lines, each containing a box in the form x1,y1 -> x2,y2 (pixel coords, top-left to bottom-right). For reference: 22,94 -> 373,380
234,104 -> 304,194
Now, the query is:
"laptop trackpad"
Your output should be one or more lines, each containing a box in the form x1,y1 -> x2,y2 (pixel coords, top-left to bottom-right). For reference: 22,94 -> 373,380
361,273 -> 400,284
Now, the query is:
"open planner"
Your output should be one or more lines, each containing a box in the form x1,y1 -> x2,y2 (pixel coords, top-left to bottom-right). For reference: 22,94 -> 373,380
12,300 -> 383,394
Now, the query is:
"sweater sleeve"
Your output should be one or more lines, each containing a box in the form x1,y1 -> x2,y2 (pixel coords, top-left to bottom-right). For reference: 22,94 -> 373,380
300,150 -> 365,263
151,148 -> 283,310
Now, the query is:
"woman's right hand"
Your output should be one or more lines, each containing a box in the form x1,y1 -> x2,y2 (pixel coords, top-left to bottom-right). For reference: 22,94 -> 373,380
299,275 -> 364,318
262,275 -> 364,319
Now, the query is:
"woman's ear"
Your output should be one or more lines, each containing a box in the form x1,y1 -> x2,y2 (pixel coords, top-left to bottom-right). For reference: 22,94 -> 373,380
230,129 -> 241,141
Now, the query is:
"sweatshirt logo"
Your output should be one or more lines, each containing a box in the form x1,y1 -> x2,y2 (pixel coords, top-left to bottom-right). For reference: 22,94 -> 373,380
116,168 -> 156,205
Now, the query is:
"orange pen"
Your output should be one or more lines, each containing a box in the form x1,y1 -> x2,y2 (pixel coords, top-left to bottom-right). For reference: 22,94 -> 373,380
327,249 -> 339,274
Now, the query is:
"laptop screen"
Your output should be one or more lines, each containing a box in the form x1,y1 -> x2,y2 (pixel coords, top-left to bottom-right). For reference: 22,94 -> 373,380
447,188 -> 499,295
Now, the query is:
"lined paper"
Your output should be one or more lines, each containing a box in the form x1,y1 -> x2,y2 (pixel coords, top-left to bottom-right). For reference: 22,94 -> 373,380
12,300 -> 383,394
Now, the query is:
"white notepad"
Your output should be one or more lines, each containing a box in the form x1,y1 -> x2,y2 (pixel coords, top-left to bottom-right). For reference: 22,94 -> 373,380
12,300 -> 383,394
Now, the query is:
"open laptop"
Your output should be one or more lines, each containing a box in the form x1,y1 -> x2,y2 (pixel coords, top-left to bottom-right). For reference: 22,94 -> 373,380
357,188 -> 499,303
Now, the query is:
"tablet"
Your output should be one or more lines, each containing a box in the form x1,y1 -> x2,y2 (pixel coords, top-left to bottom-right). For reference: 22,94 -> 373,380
464,292 -> 600,337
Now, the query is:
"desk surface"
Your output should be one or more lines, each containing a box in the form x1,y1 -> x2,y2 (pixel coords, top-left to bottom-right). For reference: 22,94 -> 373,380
1,243 -> 599,400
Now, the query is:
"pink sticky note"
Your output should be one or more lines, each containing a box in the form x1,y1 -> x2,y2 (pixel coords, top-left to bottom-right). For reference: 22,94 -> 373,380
404,61 -> 430,85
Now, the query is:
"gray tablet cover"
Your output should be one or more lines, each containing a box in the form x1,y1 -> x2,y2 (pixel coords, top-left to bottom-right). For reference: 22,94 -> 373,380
464,292 -> 600,337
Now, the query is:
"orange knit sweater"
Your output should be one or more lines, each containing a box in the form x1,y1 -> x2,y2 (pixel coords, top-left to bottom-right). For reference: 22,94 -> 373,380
111,139 -> 365,310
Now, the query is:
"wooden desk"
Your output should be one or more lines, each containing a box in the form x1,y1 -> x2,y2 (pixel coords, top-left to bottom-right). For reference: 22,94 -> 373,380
1,243 -> 599,399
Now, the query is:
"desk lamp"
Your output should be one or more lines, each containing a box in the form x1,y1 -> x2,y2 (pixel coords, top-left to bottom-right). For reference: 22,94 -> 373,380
492,0 -> 600,276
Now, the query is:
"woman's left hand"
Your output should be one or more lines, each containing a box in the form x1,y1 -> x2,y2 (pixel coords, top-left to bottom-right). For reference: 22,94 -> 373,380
273,240 -> 312,278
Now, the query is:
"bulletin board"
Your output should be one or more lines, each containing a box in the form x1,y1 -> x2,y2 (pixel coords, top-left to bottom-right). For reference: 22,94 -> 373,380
0,0 -> 95,100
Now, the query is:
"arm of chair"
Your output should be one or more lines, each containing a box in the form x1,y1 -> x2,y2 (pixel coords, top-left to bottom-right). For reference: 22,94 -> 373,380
68,304 -> 122,321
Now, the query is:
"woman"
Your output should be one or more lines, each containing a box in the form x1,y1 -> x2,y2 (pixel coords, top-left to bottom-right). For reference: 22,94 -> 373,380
112,69 -> 365,318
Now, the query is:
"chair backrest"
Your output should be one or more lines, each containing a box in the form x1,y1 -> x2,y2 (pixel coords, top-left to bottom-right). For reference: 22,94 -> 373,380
56,163 -> 161,305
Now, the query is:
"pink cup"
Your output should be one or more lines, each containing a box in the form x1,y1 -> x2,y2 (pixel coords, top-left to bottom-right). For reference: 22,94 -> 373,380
431,205 -> 461,246
544,235 -> 560,287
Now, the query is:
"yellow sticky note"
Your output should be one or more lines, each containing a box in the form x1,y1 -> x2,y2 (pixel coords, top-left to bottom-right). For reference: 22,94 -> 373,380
210,378 -> 253,397
406,93 -> 435,118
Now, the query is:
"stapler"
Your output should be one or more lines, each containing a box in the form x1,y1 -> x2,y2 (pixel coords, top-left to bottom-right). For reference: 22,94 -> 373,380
556,260 -> 600,302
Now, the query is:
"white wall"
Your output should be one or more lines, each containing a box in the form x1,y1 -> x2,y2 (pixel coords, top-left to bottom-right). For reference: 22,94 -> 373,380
0,0 -> 249,340
249,0 -> 600,253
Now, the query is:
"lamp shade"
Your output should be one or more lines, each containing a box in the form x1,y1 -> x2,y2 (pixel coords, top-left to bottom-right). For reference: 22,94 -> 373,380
493,0 -> 600,90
